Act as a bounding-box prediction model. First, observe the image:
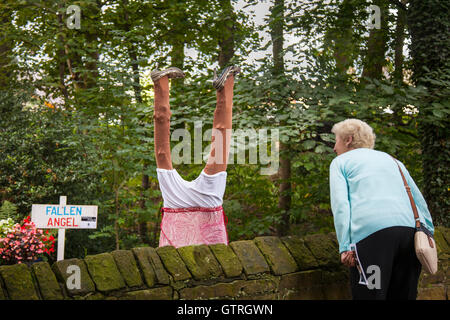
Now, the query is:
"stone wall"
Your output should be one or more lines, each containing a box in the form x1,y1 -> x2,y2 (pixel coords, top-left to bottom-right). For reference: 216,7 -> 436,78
0,228 -> 448,300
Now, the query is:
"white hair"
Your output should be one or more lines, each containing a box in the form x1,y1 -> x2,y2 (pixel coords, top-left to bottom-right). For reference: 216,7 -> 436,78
331,119 -> 376,149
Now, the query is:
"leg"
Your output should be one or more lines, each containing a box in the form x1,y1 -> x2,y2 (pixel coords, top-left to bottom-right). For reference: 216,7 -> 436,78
203,74 -> 235,175
386,227 -> 422,300
153,76 -> 173,170
350,227 -> 398,300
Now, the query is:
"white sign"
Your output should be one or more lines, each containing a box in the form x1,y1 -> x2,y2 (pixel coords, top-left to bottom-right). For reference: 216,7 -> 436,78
31,204 -> 98,229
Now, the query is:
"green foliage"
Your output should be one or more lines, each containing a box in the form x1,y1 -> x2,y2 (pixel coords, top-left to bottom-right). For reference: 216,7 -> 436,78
0,0 -> 447,261
0,201 -> 19,221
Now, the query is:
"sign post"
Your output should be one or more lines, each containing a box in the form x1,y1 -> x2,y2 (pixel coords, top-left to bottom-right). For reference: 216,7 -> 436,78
57,196 -> 66,261
31,196 -> 98,261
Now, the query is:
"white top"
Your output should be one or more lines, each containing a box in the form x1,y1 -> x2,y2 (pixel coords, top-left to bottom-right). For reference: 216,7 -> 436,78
156,168 -> 227,208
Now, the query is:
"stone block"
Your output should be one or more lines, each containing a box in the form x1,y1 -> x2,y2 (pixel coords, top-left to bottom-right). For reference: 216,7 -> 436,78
281,236 -> 318,270
131,247 -> 156,287
254,236 -> 298,275
417,285 -> 446,300
177,245 -> 223,281
0,278 -> 6,300
85,292 -> 105,300
303,233 -> 340,267
32,262 -> 64,300
0,264 -> 39,300
434,227 -> 450,257
229,240 -> 269,276
279,270 -> 323,293
237,278 -> 279,297
156,246 -> 191,281
209,243 -> 243,278
111,250 -> 143,288
179,282 -> 235,300
84,253 -> 126,293
439,226 -> 450,247
119,286 -> 173,300
147,247 -> 170,285
52,258 -> 95,296
321,270 -> 351,300
322,282 -> 352,300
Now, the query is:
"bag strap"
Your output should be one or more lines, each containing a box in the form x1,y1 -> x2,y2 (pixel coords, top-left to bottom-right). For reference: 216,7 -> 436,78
390,156 -> 421,229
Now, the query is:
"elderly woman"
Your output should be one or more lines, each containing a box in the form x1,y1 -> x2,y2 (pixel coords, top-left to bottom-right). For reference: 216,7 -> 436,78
329,118 -> 434,300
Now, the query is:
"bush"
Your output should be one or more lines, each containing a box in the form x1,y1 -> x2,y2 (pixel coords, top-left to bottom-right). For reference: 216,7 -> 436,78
0,216 -> 55,265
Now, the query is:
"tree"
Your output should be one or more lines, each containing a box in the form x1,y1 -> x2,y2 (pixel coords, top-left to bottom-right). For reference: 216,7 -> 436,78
407,0 -> 450,225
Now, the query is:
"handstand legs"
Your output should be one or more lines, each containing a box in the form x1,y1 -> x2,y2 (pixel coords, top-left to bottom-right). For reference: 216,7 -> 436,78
153,76 -> 173,170
153,66 -> 238,173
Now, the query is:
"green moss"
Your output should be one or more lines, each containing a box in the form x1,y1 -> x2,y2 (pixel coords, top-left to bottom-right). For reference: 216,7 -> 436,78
434,227 -> 450,256
0,278 -> 6,300
156,246 -> 191,281
146,247 -> 170,285
254,236 -> 298,275
281,235 -> 318,270
177,245 -> 223,281
303,233 -> 340,267
52,258 -> 95,296
229,240 -> 270,276
0,264 -> 39,300
131,247 -> 156,287
209,243 -> 243,278
179,282 -> 236,300
119,286 -> 173,300
112,250 -> 143,288
84,253 -> 126,293
32,262 -> 64,300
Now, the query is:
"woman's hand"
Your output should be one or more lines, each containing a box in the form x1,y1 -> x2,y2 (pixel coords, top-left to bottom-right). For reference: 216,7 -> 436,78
341,250 -> 356,267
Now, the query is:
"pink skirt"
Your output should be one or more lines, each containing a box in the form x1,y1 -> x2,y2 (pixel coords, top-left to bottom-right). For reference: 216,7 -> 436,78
159,206 -> 229,248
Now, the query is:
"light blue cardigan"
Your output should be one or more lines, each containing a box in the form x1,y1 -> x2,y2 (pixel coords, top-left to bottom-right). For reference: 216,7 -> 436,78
329,148 -> 434,253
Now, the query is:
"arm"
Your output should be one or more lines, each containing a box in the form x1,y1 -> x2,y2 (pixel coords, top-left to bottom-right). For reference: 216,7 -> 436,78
399,162 -> 435,235
329,159 -> 352,253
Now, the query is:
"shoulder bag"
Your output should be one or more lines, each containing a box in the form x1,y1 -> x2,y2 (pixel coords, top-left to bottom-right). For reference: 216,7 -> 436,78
392,156 -> 438,274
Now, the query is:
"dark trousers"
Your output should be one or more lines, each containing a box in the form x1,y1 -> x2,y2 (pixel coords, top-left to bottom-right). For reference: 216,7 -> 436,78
350,226 -> 422,300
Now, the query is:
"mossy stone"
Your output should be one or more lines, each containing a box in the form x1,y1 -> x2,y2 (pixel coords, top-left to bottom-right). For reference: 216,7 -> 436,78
438,226 -> 450,248
119,286 -> 173,300
177,245 -> 223,281
111,250 -> 143,288
303,233 -> 340,267
281,235 -> 319,270
0,264 -> 39,300
209,243 -> 243,278
179,282 -> 236,300
131,247 -> 170,287
156,246 -> 191,281
84,253 -> 126,293
278,269 -> 323,296
229,240 -> 269,276
131,247 -> 155,287
52,258 -> 95,296
254,236 -> 298,275
32,262 -> 64,300
434,227 -> 450,257
147,247 -> 170,285
0,278 -> 6,300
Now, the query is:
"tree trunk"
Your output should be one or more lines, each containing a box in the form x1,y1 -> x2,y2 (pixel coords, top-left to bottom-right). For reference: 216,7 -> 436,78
0,8 -> 15,89
325,0 -> 354,76
218,0 -> 235,69
407,0 -> 450,225
362,0 -> 389,80
393,0 -> 408,82
271,0 -> 291,236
